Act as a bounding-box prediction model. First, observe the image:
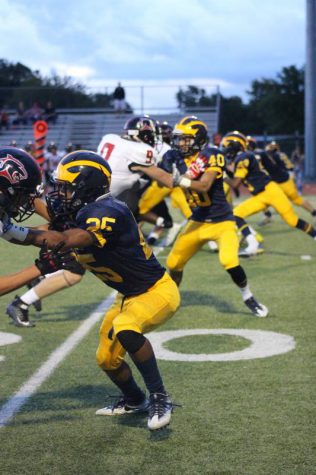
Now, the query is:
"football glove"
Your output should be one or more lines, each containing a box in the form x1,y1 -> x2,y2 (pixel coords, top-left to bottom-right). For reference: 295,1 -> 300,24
171,164 -> 192,187
35,240 -> 85,276
186,156 -> 208,179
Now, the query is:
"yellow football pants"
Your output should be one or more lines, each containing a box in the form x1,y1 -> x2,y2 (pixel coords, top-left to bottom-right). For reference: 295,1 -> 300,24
96,272 -> 180,370
138,181 -> 192,219
167,220 -> 239,272
224,182 -> 233,205
278,178 -> 304,206
233,181 -> 299,227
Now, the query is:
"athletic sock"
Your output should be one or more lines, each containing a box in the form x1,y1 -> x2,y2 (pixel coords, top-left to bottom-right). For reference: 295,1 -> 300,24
133,354 -> 165,394
239,284 -> 253,301
20,288 -> 40,306
296,218 -> 316,238
235,216 -> 252,238
114,376 -> 146,405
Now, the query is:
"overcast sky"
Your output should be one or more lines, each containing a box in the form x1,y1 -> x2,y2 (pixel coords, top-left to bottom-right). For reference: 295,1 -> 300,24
0,0 -> 305,110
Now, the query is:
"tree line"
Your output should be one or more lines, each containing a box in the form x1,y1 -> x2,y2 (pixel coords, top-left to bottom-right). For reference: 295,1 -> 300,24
177,65 -> 304,135
0,59 -> 304,134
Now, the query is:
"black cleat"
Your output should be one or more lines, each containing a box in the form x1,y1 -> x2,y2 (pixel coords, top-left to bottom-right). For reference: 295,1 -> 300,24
6,296 -> 35,328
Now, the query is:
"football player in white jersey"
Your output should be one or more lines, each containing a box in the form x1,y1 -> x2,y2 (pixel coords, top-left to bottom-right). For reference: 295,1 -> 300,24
97,116 -> 160,214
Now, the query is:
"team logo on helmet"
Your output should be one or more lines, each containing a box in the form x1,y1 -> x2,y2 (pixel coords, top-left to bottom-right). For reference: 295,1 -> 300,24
0,155 -> 28,185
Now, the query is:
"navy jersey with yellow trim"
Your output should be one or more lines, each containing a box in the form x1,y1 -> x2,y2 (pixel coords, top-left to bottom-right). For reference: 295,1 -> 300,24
186,146 -> 234,223
257,150 -> 289,184
159,149 -> 188,174
75,194 -> 165,296
234,151 -> 271,195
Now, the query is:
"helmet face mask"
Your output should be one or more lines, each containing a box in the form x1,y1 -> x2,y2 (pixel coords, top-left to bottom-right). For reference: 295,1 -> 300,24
47,151 -> 112,218
246,136 -> 257,151
220,131 -> 247,162
123,116 -> 157,147
172,133 -> 196,156
265,141 -> 280,153
0,147 -> 42,221
160,122 -> 173,145
172,116 -> 208,157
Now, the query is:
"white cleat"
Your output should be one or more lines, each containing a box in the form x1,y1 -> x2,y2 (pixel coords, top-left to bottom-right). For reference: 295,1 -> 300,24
207,241 -> 218,252
96,396 -> 149,416
239,234 -> 263,257
244,297 -> 269,317
147,392 -> 172,430
162,222 -> 184,247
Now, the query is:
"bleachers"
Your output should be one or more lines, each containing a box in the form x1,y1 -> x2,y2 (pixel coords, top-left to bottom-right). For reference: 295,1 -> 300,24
0,109 -> 219,153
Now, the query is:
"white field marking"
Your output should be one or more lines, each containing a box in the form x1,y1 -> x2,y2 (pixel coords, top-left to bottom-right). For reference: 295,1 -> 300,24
0,332 -> 22,362
148,329 -> 296,362
0,293 -> 115,428
301,255 -> 312,260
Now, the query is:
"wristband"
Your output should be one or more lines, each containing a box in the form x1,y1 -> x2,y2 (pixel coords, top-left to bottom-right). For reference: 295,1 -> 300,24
156,216 -> 165,227
179,177 -> 192,188
1,224 -> 29,242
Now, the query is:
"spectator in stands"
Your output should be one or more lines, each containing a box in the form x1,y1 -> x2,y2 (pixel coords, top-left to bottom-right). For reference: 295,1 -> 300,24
212,132 -> 222,146
44,142 -> 64,191
113,82 -> 126,115
10,140 -> 17,147
44,100 -> 58,124
24,141 -> 36,157
291,145 -> 305,194
63,142 -> 74,156
26,102 -> 43,123
12,101 -> 28,126
0,105 -> 10,130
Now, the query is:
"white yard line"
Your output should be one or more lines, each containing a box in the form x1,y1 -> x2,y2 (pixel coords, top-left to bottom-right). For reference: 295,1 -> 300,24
0,292 -> 115,428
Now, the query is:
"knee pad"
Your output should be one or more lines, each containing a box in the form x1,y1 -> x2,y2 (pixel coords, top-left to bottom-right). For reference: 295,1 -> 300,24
63,270 -> 83,286
117,330 -> 146,354
166,253 -> 182,271
96,346 -> 123,371
281,210 -> 298,228
292,196 -> 304,206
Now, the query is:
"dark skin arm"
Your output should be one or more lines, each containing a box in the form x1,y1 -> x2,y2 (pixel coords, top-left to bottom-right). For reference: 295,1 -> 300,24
225,176 -> 242,189
11,227 -> 96,250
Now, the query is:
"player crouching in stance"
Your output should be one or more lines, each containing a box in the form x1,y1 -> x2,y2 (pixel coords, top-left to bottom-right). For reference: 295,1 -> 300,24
0,150 -> 180,431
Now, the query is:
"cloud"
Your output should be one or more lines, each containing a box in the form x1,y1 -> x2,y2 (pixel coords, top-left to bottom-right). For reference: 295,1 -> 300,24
0,0 -> 304,102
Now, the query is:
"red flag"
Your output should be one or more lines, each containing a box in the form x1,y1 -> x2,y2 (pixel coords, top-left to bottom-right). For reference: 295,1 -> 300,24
33,120 -> 48,169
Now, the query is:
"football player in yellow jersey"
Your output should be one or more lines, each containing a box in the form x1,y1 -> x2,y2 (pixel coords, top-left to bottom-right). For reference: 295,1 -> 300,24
247,137 -> 316,226
263,142 -> 316,217
266,141 -> 294,173
221,132 -> 316,251
131,116 -> 268,318
0,150 -> 180,431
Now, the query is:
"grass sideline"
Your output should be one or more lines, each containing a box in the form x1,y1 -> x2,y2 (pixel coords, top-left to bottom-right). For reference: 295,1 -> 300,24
0,201 -> 315,474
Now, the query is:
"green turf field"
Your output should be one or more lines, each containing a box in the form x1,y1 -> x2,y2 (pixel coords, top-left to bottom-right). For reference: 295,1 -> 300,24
0,201 -> 315,475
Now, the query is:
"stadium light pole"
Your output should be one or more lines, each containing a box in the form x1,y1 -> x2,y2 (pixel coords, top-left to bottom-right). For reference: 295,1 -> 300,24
305,0 -> 316,178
